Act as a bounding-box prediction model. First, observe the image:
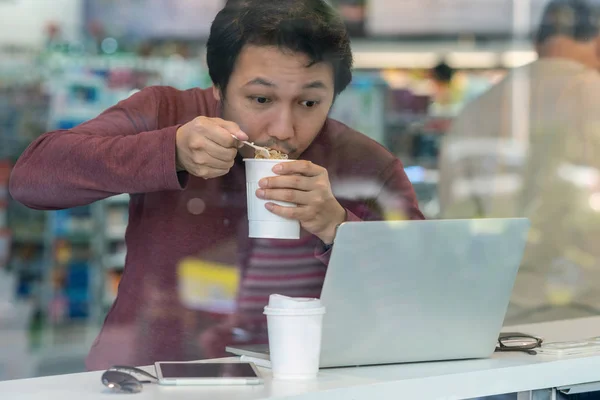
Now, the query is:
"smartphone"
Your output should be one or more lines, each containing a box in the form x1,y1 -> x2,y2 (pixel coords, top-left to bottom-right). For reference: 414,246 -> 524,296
154,361 -> 263,386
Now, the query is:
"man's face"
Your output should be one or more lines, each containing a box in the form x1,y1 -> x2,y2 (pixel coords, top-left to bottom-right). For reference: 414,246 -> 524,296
213,45 -> 335,159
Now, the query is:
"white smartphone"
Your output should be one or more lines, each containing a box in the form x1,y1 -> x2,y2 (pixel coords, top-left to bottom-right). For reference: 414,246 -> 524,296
154,361 -> 263,386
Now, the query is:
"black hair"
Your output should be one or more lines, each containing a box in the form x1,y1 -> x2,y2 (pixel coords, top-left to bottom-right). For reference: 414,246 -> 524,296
206,0 -> 353,96
432,62 -> 454,84
536,0 -> 600,44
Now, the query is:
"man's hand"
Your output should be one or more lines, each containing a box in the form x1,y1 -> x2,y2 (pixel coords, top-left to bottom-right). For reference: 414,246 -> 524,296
175,117 -> 248,179
256,160 -> 346,244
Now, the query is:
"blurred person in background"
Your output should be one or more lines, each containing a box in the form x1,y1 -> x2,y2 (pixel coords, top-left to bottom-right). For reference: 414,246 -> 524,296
429,60 -> 491,118
9,0 -> 423,370
441,1 -> 600,399
439,0 -> 600,347
429,61 -> 458,115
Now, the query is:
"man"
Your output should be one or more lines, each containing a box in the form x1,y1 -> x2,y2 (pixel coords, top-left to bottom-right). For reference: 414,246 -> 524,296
439,0 -> 600,332
10,0 -> 423,370
429,61 -> 458,116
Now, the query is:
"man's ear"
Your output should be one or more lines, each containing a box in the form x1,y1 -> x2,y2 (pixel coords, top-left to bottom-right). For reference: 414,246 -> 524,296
213,86 -> 222,102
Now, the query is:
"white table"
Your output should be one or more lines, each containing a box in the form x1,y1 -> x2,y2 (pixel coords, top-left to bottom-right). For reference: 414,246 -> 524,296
2,317 -> 600,400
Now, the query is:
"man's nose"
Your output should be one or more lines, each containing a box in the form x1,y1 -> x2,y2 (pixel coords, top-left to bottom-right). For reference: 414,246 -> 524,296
267,107 -> 294,141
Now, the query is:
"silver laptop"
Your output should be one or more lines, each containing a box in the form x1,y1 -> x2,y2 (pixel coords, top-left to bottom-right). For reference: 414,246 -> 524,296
227,218 -> 530,368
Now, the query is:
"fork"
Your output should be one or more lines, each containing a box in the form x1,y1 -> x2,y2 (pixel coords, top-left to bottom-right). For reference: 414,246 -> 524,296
231,135 -> 270,158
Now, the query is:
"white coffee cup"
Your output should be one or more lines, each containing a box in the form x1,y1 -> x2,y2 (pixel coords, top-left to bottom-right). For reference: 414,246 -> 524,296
264,297 -> 326,380
244,158 -> 300,239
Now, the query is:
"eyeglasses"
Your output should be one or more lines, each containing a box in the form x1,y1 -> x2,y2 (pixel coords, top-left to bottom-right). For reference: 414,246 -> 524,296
101,365 -> 157,394
496,332 -> 543,355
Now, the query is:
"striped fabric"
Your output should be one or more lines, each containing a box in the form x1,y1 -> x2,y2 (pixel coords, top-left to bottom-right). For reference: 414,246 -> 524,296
237,236 -> 326,328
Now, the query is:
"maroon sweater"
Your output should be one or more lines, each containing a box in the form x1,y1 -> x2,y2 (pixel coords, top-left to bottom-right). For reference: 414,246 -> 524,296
9,86 -> 424,370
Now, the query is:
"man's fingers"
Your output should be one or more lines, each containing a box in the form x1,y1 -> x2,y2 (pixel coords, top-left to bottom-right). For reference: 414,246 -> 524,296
190,166 -> 230,179
206,157 -> 234,170
193,116 -> 247,148
272,160 -> 322,177
191,151 -> 234,170
256,188 -> 311,205
201,138 -> 239,162
211,118 -> 249,141
203,125 -> 241,148
258,175 -> 313,191
264,203 -> 305,220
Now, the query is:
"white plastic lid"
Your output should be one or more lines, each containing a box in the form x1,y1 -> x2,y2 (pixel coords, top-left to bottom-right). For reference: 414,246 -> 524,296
268,294 -> 322,309
263,294 -> 325,316
263,306 -> 326,316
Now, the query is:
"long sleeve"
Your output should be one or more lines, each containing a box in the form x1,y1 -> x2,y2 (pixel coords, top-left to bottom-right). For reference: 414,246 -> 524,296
9,87 -> 187,210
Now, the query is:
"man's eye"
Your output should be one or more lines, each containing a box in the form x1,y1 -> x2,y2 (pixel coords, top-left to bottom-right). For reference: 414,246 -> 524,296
252,97 -> 271,104
301,100 -> 319,108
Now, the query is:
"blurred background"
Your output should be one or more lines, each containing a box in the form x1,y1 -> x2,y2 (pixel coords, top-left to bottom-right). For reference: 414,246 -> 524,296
0,0 -> 595,381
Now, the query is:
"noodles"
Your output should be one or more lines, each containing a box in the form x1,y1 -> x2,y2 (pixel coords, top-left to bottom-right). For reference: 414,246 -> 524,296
255,147 -> 288,159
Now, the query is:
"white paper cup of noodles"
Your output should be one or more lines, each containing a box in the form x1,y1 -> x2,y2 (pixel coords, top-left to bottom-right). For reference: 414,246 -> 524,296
264,295 -> 326,380
244,158 -> 300,239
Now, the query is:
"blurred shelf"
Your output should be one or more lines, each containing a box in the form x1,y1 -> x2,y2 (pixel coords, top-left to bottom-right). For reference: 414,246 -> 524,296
103,253 -> 126,270
41,53 -> 204,73
106,227 -> 126,240
105,194 -> 130,205
103,293 -> 116,308
34,341 -> 96,361
11,234 -> 45,244
54,233 -> 93,244
351,39 -> 537,69
404,166 -> 439,185
387,112 -> 427,126
49,107 -> 101,122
